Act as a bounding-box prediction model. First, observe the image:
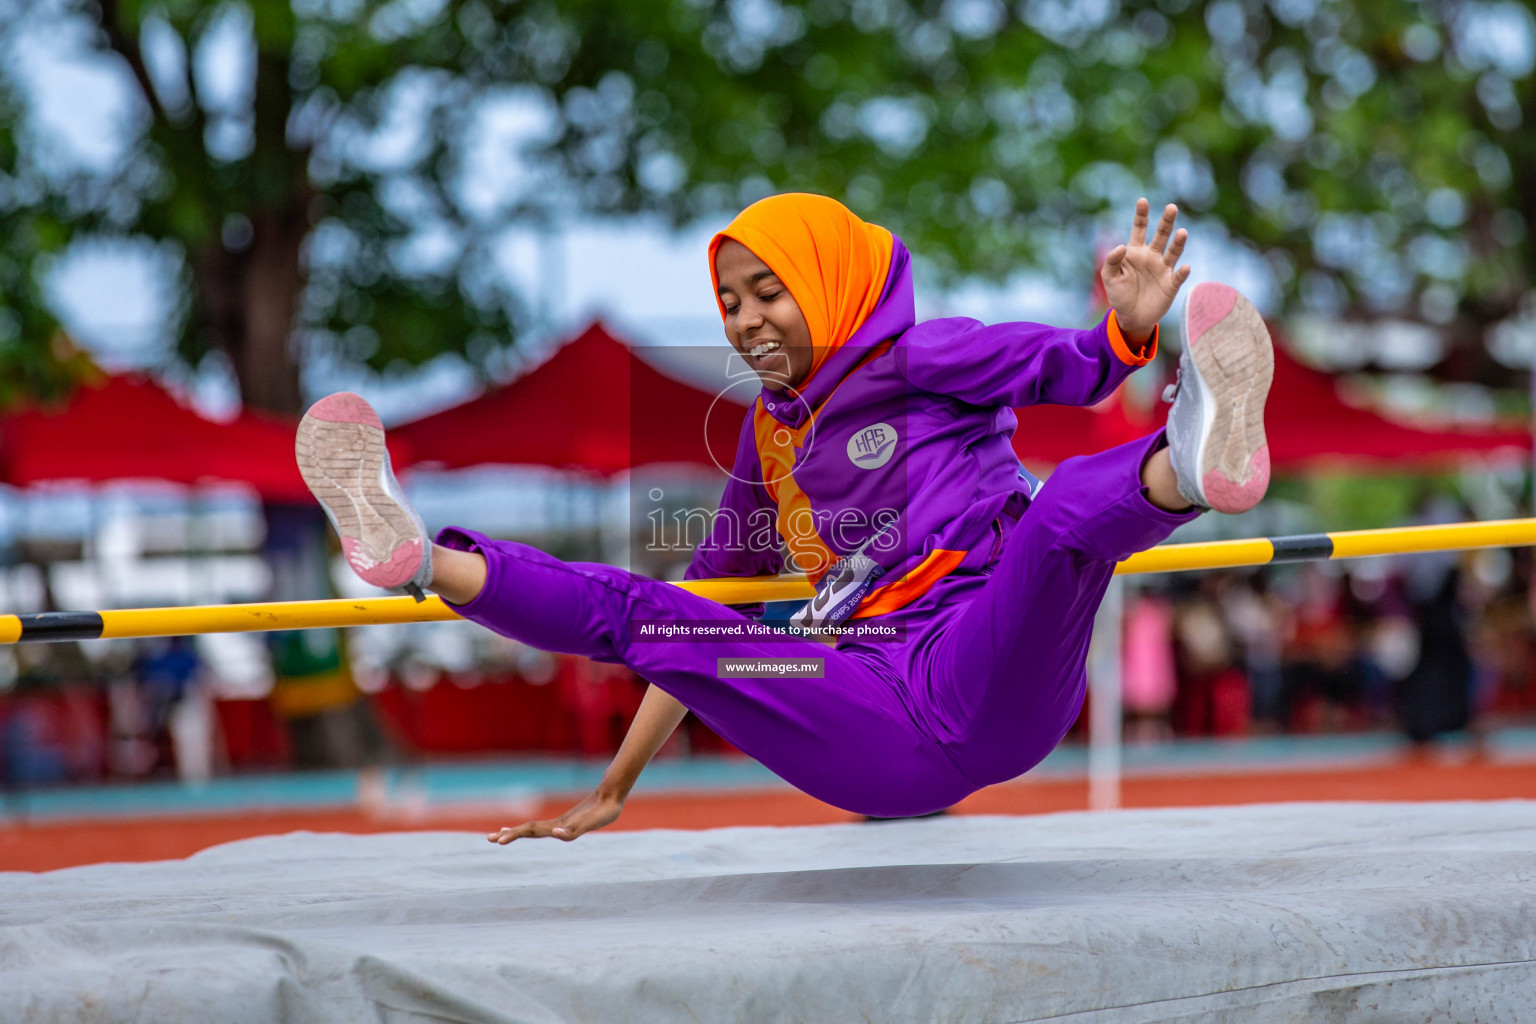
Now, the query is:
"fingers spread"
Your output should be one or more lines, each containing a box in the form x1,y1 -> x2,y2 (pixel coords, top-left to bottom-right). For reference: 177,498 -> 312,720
1149,204 -> 1177,253
1128,198 -> 1150,246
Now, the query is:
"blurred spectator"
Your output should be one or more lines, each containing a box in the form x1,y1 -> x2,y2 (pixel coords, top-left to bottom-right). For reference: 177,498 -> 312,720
270,629 -> 390,771
0,646 -> 107,787
1476,556 -> 1536,718
1122,592 -> 1177,742
1,682 -> 71,786
1350,572 -> 1418,726
1170,578 -> 1249,736
132,637 -> 200,772
1222,574 -> 1291,732
1398,566 -> 1475,745
1279,566 -> 1369,732
1393,498 -> 1479,746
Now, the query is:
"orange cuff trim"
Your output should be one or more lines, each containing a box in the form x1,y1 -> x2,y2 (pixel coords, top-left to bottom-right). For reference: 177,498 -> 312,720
1107,310 -> 1158,367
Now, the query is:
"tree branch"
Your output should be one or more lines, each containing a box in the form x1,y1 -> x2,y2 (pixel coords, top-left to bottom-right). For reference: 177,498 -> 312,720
95,0 -> 168,124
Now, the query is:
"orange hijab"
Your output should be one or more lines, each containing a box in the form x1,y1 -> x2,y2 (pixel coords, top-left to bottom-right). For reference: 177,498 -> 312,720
709,193 -> 893,389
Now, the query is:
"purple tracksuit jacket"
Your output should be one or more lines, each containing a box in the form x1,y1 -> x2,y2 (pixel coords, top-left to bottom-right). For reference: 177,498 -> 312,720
686,236 -> 1154,623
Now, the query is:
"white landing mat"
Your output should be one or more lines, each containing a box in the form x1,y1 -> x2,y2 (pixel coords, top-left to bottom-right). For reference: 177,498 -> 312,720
3,802 -> 1535,1023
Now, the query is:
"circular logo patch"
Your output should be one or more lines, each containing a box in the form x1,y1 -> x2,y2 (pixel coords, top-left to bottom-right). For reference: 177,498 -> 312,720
846,422 -> 898,470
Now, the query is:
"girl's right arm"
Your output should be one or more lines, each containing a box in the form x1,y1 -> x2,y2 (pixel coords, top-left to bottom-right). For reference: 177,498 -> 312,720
898,312 -> 1155,410
487,683 -> 688,844
488,415 -> 777,845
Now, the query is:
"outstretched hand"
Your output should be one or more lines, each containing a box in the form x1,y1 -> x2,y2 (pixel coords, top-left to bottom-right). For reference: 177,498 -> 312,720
1101,198 -> 1192,341
487,788 -> 624,845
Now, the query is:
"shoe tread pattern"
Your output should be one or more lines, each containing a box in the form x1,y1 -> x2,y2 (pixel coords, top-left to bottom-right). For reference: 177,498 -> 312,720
1187,284 -> 1273,513
295,399 -> 421,584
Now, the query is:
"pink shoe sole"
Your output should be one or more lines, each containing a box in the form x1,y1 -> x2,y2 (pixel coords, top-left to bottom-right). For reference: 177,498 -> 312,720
1181,283 -> 1273,515
296,393 -> 426,590
1185,282 -> 1239,345
305,392 -> 384,430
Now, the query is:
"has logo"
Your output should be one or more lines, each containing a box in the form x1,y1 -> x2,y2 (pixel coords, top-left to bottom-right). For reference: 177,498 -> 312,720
846,422 -> 897,470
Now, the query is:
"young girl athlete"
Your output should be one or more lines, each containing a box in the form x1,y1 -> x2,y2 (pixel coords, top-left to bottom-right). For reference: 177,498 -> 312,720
295,193 -> 1274,842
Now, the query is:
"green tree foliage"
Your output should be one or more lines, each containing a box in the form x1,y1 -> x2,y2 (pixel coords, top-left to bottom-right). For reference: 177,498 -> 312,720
0,81 -> 87,407
0,0 -> 1529,413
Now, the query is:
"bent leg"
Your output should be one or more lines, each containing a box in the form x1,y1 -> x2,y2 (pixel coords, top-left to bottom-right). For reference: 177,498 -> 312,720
922,432 -> 1199,784
437,528 -> 973,817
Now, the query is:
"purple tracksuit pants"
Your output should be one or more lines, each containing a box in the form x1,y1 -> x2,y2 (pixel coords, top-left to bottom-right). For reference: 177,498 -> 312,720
439,432 -> 1197,817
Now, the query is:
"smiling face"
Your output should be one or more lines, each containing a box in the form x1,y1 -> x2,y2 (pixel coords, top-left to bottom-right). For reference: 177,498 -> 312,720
714,238 -> 814,393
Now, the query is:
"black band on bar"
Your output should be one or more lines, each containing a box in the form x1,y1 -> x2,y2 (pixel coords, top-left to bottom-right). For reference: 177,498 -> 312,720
1268,533 -> 1335,563
17,611 -> 106,642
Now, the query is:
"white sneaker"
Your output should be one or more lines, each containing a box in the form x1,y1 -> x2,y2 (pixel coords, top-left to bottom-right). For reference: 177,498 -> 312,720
1164,283 -> 1274,514
295,392 -> 432,599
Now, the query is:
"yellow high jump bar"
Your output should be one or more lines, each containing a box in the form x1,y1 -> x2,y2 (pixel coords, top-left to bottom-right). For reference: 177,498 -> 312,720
4,517 -> 1535,645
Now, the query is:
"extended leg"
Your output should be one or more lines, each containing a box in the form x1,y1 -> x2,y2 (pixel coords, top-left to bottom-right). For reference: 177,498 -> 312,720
436,527 -> 975,818
920,431 -> 1198,786
923,282 -> 1273,785
297,393 -> 971,816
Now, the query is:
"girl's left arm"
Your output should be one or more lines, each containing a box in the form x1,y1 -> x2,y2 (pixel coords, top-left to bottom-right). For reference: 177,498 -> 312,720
897,311 -> 1156,409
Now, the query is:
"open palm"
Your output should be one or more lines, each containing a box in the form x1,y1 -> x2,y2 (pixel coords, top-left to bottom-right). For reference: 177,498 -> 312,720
1101,198 -> 1192,340
487,788 -> 624,845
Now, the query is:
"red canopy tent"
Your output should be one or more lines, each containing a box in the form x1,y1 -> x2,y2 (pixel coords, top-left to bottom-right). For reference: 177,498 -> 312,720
0,372 -> 401,502
393,322 -> 749,474
1257,339 -> 1530,469
1012,396 -> 1146,469
1012,333 -> 1532,471
399,320 -> 1165,475
398,320 -> 1532,477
